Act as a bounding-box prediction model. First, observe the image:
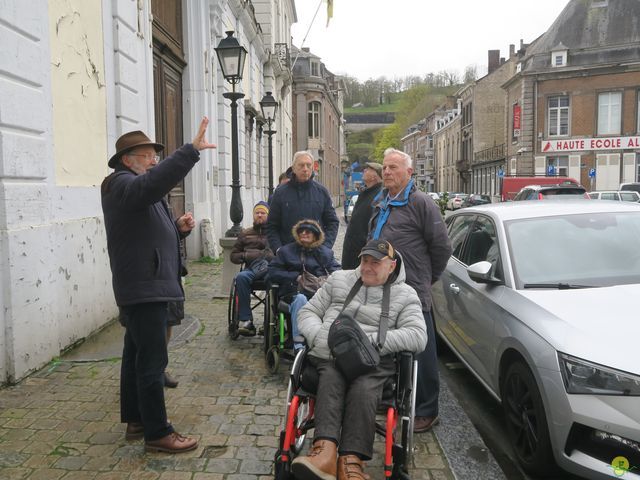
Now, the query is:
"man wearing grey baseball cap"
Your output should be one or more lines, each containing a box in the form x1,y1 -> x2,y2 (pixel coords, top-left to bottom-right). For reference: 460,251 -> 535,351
293,239 -> 426,480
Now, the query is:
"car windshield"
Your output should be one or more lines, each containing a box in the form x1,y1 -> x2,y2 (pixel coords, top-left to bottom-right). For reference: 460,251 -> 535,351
506,212 -> 640,288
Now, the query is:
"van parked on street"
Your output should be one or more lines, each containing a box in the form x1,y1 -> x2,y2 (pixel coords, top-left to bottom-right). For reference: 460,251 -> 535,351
500,176 -> 580,201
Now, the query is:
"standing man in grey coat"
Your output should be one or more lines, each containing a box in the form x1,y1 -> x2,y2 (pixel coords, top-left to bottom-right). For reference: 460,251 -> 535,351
369,148 -> 452,433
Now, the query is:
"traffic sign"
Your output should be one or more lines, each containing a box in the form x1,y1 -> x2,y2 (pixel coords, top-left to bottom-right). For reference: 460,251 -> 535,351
547,165 -> 556,175
497,168 -> 504,178
588,168 -> 596,178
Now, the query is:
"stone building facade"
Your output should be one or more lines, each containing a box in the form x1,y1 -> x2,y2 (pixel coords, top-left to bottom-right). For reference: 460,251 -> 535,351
291,46 -> 345,203
434,106 -> 462,193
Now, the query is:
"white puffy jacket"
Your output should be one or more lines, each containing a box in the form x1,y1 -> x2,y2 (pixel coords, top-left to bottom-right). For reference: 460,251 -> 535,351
297,258 -> 427,360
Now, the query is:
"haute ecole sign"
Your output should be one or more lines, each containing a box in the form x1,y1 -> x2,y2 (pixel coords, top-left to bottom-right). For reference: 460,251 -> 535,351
543,135 -> 640,152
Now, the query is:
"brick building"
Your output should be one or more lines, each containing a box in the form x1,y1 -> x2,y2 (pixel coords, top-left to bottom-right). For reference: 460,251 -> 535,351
291,46 -> 345,203
503,0 -> 640,190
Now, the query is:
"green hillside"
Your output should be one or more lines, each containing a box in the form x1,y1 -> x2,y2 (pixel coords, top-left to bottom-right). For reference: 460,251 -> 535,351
346,85 -> 459,162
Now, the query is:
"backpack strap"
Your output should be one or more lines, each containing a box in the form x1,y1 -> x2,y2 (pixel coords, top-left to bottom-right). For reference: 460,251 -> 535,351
340,277 -> 391,349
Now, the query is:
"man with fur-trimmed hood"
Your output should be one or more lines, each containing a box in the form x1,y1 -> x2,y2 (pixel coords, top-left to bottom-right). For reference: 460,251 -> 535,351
268,219 -> 341,351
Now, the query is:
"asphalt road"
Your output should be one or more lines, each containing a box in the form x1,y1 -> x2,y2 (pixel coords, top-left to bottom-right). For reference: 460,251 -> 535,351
437,340 -> 586,480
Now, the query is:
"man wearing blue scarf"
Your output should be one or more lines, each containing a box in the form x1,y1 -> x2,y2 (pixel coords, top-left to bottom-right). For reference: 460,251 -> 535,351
369,148 -> 452,433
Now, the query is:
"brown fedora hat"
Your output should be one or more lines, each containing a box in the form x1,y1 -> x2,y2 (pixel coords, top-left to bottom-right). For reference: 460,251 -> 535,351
108,131 -> 164,168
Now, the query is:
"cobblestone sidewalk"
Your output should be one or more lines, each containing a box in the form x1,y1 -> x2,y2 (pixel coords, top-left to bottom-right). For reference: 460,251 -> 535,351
0,257 -> 455,480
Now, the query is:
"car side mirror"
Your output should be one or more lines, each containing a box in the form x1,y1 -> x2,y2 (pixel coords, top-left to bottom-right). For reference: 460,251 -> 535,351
467,261 -> 502,285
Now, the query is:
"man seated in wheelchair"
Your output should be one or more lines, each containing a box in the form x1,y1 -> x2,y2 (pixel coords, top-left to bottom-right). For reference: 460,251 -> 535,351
230,201 -> 273,336
267,219 -> 341,351
293,240 -> 426,480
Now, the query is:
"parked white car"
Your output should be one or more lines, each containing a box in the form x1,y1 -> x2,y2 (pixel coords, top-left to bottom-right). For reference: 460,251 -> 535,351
446,193 -> 467,210
345,194 -> 358,223
587,190 -> 640,202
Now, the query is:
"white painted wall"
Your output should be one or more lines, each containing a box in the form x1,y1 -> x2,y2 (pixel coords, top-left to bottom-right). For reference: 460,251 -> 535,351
0,0 -> 288,382
0,0 -> 158,384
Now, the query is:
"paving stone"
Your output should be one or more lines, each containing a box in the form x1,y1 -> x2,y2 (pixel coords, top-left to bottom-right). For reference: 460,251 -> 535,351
82,456 -> 120,471
204,458 -> 240,474
28,468 -> 67,480
54,455 -> 91,470
60,471 -> 99,479
0,451 -> 29,467
1,468 -> 32,479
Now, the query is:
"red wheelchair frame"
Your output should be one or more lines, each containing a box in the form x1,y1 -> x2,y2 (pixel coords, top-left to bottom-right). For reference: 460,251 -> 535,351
274,349 -> 417,480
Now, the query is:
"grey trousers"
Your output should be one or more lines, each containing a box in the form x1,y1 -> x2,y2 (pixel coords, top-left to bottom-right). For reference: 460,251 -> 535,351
310,355 -> 396,459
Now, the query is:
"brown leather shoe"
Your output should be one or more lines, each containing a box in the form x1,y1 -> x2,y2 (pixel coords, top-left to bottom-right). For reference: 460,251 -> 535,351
337,455 -> 370,480
413,415 -> 439,433
291,439 -> 338,480
164,371 -> 179,388
125,422 -> 144,440
144,432 -> 198,453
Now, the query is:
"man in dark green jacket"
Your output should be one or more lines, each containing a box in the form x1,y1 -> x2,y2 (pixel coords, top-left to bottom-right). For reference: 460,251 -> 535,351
341,162 -> 383,269
101,117 -> 215,453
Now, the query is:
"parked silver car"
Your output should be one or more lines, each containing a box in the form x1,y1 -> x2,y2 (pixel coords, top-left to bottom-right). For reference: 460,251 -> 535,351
432,201 -> 640,479
344,194 -> 358,223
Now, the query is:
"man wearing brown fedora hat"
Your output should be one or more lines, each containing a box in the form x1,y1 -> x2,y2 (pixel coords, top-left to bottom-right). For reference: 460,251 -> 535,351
101,117 -> 215,453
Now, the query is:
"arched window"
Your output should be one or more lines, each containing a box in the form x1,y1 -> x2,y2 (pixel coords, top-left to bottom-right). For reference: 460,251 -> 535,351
308,101 -> 321,138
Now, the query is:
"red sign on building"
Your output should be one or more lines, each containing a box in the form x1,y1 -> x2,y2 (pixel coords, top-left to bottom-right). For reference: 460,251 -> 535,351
513,104 -> 521,137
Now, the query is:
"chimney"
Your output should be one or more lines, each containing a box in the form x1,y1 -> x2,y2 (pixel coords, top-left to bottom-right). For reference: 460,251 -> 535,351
488,49 -> 500,74
302,47 -> 310,53
509,44 -> 515,58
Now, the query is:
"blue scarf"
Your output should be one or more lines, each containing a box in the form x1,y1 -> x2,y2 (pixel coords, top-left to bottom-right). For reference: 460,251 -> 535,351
371,179 -> 414,240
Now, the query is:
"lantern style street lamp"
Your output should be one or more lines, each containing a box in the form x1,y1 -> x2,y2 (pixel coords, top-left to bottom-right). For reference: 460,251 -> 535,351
259,91 -> 278,195
215,31 -> 247,237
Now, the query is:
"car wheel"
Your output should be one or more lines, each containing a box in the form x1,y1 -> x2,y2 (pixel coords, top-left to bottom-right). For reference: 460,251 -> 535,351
501,362 -> 557,476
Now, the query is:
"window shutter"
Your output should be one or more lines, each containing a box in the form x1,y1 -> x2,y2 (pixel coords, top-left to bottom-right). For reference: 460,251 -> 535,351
534,156 -> 546,175
622,153 -> 635,184
568,155 -> 580,181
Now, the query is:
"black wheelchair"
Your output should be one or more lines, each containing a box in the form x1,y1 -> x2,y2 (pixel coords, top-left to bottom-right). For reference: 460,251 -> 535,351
227,268 -> 269,340
262,285 -> 297,373
274,348 -> 418,480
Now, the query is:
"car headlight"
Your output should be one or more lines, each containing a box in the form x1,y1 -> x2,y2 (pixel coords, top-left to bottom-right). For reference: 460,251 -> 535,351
558,353 -> 640,396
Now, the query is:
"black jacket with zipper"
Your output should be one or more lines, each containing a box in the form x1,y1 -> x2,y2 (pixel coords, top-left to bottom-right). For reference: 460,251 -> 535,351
101,144 -> 199,306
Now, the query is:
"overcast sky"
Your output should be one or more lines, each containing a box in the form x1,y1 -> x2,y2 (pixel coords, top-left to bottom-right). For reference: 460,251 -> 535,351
291,0 -> 570,81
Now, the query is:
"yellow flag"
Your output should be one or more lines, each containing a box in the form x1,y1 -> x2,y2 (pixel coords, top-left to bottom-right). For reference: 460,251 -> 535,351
326,0 -> 333,26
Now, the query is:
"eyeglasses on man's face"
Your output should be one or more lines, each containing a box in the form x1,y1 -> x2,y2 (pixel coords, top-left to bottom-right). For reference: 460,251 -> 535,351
128,153 -> 160,162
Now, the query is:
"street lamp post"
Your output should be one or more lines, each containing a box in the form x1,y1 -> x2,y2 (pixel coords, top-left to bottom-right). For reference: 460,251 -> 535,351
215,31 -> 247,237
259,91 -> 278,196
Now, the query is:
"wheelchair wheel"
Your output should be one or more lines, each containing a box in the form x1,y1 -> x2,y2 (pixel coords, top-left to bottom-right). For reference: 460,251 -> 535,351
407,360 -> 418,463
266,345 -> 280,374
274,459 -> 291,480
263,288 -> 275,354
397,359 -> 418,469
285,349 -> 310,454
227,282 -> 240,340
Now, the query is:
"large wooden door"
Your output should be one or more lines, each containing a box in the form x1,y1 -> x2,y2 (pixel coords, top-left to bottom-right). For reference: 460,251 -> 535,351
152,0 -> 186,218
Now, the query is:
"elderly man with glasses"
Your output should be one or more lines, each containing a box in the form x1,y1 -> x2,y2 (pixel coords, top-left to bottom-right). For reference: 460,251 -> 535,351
101,118 -> 216,453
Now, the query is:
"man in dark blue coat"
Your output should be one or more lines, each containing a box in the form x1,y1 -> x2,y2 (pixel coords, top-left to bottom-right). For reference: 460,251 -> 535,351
101,117 -> 215,453
266,151 -> 339,252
